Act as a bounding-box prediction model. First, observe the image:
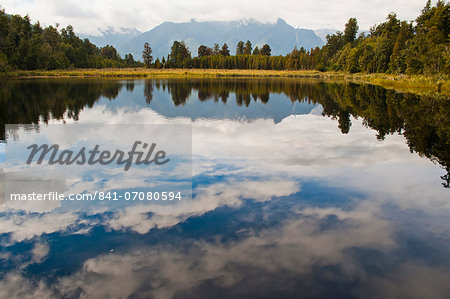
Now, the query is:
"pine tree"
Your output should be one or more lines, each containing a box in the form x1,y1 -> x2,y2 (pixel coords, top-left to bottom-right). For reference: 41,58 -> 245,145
142,42 -> 153,67
213,43 -> 220,55
220,43 -> 230,56
198,45 -> 208,57
244,40 -> 252,55
260,44 -> 271,56
236,41 -> 244,55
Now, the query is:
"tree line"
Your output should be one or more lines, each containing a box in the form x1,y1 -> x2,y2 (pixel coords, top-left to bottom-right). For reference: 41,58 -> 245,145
0,8 -> 142,71
1,0 -> 448,74
145,0 -> 449,74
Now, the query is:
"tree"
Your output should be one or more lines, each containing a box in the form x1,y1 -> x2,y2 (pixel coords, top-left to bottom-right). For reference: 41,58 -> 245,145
405,0 -> 449,74
213,43 -> 220,55
325,32 -> 345,60
198,45 -> 208,57
389,21 -> 413,73
252,46 -> 259,55
260,44 -> 271,56
142,42 -> 153,67
168,40 -> 191,67
244,40 -> 252,55
125,53 -> 135,67
154,57 -> 162,69
236,41 -> 244,55
100,45 -> 121,60
220,43 -> 230,56
344,18 -> 359,44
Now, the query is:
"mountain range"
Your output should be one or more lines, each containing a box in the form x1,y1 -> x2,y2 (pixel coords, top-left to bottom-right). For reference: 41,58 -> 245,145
81,27 -> 142,49
83,19 -> 329,60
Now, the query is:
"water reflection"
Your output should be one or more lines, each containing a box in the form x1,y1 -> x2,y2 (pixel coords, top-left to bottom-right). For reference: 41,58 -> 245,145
0,78 -> 449,298
1,78 -> 448,186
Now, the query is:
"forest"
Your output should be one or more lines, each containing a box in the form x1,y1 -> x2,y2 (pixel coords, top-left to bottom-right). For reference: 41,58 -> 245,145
0,9 -> 142,71
0,0 -> 448,74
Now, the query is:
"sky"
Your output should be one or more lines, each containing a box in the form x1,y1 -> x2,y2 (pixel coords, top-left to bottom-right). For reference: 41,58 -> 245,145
1,0 -> 429,35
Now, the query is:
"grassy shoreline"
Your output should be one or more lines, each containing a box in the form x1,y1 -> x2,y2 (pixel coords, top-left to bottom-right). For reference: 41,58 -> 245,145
2,68 -> 449,96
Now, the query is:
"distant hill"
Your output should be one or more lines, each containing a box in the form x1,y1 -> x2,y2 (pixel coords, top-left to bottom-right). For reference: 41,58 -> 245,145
103,18 -> 324,60
81,27 -> 142,48
313,28 -> 369,44
313,28 -> 339,44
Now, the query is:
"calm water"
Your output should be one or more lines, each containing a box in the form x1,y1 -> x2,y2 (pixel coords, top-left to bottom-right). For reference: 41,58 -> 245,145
0,78 -> 449,298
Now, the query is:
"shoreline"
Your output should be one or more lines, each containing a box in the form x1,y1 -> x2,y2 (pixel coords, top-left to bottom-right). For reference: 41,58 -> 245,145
2,68 -> 449,97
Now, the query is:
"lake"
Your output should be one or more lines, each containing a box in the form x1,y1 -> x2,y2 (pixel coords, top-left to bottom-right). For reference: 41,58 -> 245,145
0,78 -> 449,298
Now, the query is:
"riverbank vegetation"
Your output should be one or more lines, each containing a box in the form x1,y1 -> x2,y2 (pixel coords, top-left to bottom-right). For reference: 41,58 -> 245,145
5,68 -> 449,96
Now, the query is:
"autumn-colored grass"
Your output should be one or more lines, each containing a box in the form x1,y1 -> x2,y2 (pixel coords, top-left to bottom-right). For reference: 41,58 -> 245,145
3,68 -> 332,78
2,68 -> 449,97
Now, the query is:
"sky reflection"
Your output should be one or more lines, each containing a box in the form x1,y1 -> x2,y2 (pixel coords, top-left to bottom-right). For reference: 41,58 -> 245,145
0,79 -> 448,298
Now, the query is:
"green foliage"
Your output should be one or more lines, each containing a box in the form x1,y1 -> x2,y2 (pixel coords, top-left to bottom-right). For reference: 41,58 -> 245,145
405,0 -> 450,74
220,43 -> 230,56
244,40 -> 252,55
142,42 -> 153,67
125,53 -> 140,67
304,1 -> 449,75
1,1 -> 448,74
344,17 -> 359,43
198,45 -> 212,57
167,41 -> 191,68
0,8 -> 135,70
260,44 -> 271,56
236,41 -> 244,55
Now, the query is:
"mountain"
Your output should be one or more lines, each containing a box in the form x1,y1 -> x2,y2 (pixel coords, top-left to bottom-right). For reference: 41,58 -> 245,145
313,28 -> 370,44
80,27 -> 142,48
313,28 -> 339,44
117,18 -> 324,60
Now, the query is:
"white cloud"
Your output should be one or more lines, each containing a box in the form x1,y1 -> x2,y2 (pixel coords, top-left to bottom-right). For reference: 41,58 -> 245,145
0,213 -> 80,244
0,273 -> 55,299
106,180 -> 299,233
1,197 -> 449,299
31,242 -> 50,263
1,0 -> 428,35
0,200 -> 400,298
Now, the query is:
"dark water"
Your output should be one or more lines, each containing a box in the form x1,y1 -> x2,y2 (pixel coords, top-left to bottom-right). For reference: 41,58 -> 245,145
0,78 -> 449,299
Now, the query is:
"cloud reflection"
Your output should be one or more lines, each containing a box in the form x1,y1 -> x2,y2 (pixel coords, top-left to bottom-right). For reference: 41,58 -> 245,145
0,80 -> 449,298
3,200 -> 449,299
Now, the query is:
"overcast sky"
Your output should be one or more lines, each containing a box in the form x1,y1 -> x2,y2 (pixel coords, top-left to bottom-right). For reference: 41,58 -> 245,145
2,0 -> 429,35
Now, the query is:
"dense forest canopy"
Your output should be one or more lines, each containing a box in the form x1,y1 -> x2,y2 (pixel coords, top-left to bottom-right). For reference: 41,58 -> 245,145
0,8 -> 142,71
0,0 -> 448,74
157,0 -> 449,74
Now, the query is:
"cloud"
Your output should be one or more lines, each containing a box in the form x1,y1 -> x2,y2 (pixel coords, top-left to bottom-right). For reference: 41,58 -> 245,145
1,91 -> 447,244
0,273 -> 55,299
366,263 -> 450,299
106,179 -> 299,233
1,198 -> 449,298
0,200 -> 401,298
0,213 -> 80,244
31,242 -> 50,264
1,0 -> 428,35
